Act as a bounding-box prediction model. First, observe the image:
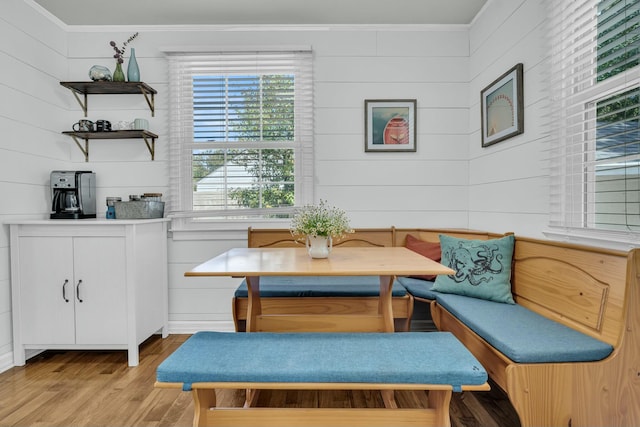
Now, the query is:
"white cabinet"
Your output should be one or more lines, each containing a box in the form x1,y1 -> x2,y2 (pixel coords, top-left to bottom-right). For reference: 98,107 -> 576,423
9,219 -> 169,367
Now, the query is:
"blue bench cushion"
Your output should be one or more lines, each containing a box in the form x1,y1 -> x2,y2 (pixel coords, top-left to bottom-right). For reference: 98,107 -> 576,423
234,275 -> 407,298
396,276 -> 438,300
435,293 -> 614,363
157,331 -> 487,391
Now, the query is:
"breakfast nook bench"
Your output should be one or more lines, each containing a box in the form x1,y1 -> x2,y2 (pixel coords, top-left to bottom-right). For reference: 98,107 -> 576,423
423,235 -> 640,427
155,330 -> 489,427
233,227 -> 504,332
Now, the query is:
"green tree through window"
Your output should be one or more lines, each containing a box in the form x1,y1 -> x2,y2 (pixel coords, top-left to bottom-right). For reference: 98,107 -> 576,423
229,75 -> 295,209
192,74 -> 296,211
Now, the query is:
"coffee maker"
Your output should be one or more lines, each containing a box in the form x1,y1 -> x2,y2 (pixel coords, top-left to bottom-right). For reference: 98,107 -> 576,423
50,171 -> 97,219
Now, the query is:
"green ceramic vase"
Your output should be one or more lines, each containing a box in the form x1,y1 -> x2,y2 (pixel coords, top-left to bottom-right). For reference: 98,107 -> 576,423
113,62 -> 125,82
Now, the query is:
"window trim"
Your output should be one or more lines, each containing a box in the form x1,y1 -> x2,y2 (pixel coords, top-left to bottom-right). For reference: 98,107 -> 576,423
165,48 -> 314,234
546,0 -> 639,246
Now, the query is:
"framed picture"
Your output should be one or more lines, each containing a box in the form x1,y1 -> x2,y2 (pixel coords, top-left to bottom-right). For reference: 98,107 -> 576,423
481,63 -> 524,147
365,99 -> 416,152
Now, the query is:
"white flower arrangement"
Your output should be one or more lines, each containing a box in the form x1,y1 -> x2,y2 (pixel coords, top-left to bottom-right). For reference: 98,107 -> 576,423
290,200 -> 353,239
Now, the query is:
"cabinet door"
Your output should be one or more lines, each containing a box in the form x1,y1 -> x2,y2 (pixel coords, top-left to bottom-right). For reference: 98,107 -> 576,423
18,237 -> 76,344
73,237 -> 127,344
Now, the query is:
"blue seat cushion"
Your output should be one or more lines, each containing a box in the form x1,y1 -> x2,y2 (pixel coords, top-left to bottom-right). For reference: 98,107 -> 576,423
157,331 -> 487,391
396,276 -> 438,300
234,275 -> 407,298
435,293 -> 613,363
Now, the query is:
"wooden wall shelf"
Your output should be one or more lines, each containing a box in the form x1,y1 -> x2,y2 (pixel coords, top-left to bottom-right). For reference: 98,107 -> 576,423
62,130 -> 158,162
60,81 -> 157,116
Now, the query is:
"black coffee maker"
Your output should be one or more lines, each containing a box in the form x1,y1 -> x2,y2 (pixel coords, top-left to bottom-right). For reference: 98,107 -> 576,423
50,171 -> 97,219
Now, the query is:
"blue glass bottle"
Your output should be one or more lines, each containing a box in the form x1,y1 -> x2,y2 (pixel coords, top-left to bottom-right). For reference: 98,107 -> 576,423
127,48 -> 140,82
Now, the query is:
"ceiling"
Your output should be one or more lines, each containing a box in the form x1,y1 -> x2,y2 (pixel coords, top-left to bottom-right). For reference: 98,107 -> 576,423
32,0 -> 488,26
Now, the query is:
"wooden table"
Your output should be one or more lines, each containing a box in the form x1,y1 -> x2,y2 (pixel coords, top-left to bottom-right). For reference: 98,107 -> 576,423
186,247 -> 454,333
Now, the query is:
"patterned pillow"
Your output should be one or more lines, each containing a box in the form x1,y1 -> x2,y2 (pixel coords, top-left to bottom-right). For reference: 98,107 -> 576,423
431,234 -> 515,304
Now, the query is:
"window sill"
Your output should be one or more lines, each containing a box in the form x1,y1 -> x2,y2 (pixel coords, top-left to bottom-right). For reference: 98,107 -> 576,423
543,227 -> 640,251
169,217 -> 291,241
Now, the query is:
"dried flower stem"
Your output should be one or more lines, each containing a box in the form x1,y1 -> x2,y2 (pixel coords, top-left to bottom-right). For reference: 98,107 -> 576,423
110,32 -> 139,64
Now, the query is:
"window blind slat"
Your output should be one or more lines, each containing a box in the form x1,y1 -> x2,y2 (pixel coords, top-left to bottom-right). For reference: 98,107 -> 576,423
548,0 -> 640,232
167,50 -> 313,225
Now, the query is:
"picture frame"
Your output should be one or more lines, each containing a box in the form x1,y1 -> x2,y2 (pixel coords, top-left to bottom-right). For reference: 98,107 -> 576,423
481,63 -> 524,147
365,99 -> 416,152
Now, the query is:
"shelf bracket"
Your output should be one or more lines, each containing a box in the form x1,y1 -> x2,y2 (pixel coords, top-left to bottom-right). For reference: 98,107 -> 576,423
139,85 -> 155,117
70,91 -> 89,117
142,134 -> 156,160
69,135 -> 90,162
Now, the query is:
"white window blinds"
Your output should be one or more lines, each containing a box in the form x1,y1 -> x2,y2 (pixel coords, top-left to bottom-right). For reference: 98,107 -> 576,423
166,50 -> 313,228
547,0 -> 639,233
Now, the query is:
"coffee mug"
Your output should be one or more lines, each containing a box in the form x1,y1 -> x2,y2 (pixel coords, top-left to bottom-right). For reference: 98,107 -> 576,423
72,119 -> 94,132
133,118 -> 149,130
115,120 -> 132,130
96,120 -> 112,132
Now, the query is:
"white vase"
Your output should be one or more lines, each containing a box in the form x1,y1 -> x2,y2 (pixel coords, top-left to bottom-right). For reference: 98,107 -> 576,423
306,235 -> 332,259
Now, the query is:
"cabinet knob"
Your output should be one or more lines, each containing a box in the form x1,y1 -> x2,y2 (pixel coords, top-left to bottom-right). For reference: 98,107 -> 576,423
76,280 -> 83,303
62,279 -> 70,303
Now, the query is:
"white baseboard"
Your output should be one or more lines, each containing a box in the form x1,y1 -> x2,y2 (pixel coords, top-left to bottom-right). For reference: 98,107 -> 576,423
0,349 -> 50,373
0,323 -> 232,373
168,320 -> 236,334
0,352 -> 13,374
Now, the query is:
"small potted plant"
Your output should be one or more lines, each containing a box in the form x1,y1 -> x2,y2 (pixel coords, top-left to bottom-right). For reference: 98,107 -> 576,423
290,200 -> 353,258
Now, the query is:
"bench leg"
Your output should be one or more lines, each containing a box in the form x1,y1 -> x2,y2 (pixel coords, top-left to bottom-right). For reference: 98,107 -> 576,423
193,389 -> 216,427
427,390 -> 452,427
506,364 -> 572,427
190,390 -> 454,427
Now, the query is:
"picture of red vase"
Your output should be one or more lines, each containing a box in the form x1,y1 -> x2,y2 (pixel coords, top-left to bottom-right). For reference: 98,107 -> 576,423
383,116 -> 409,144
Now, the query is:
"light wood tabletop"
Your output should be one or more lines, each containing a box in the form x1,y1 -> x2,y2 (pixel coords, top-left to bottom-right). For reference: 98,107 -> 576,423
185,247 -> 454,277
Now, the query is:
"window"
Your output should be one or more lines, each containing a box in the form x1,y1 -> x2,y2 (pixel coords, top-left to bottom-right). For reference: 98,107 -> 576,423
548,0 -> 639,236
167,50 -> 313,230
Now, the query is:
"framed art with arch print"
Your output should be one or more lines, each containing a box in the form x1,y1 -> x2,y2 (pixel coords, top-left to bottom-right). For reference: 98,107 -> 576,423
481,63 -> 524,147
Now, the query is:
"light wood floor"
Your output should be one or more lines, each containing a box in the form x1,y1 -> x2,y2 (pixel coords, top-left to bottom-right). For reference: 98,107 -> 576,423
0,334 -> 521,427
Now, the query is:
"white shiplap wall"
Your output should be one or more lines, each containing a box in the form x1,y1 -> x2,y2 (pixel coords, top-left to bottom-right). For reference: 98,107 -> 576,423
0,0 -> 554,367
62,26 -> 472,333
467,0 -> 550,236
0,0 -> 70,371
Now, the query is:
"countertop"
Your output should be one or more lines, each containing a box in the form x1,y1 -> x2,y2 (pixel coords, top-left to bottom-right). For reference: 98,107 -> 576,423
6,217 -> 170,225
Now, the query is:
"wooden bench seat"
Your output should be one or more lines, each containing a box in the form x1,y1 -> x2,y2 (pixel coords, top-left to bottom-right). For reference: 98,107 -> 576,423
233,276 -> 414,332
155,331 -> 490,427
429,237 -> 640,427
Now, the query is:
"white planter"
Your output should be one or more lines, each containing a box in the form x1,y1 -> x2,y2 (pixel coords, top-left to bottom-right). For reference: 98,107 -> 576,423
306,235 -> 333,259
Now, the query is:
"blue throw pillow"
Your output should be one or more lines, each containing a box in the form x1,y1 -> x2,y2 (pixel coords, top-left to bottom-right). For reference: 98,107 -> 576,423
431,235 -> 515,304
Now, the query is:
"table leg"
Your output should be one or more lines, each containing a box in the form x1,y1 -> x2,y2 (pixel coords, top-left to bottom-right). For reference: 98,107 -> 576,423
379,274 -> 397,408
378,275 -> 395,333
245,276 -> 261,332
